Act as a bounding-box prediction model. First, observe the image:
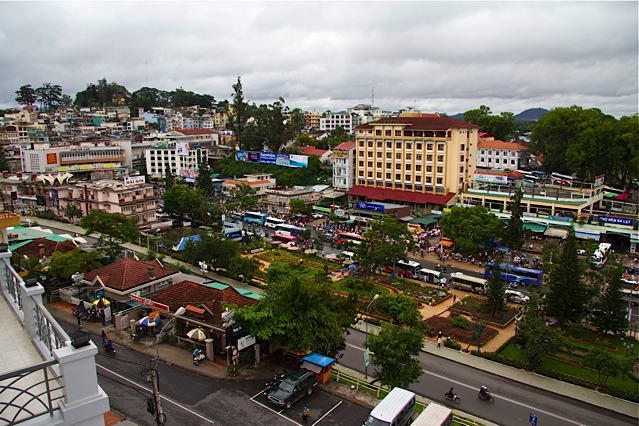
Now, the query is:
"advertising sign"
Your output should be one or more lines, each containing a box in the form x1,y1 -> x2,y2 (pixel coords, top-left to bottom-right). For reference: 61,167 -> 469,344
276,153 -> 290,166
248,152 -> 260,163
236,150 -> 248,162
176,142 -> 189,156
129,294 -> 169,312
474,171 -> 508,184
46,153 -> 57,165
594,174 -> 605,188
237,335 -> 256,350
124,176 -> 146,185
332,150 -> 349,159
260,151 -> 277,164
289,154 -> 308,168
598,216 -> 634,226
356,201 -> 385,212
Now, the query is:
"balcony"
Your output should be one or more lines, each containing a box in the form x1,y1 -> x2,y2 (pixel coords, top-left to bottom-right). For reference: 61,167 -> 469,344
0,250 -> 109,425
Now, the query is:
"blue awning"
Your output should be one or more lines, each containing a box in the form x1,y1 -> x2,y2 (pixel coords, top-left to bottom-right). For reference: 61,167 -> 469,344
575,230 -> 600,240
301,352 -> 335,368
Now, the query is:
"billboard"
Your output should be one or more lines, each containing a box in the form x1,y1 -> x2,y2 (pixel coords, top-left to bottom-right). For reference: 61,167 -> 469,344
474,171 -> 508,184
356,201 -> 385,212
176,142 -> 189,156
594,174 -> 605,187
236,151 -> 307,168
124,176 -> 146,185
46,153 -> 58,165
289,154 -> 308,168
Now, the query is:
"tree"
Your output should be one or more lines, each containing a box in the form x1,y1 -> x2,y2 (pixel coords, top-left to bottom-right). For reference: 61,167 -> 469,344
545,227 -> 589,325
289,198 -> 310,216
235,272 -> 358,357
516,314 -> 564,371
228,183 -> 257,211
484,261 -> 506,319
15,85 -> 37,106
182,233 -> 240,271
0,148 -> 9,173
356,215 -> 413,274
463,105 -> 517,141
367,322 -> 424,389
161,185 -> 212,224
376,294 -> 424,327
35,83 -> 62,111
590,262 -> 629,335
47,248 -> 103,282
439,206 -> 502,254
226,256 -> 260,282
74,78 -> 129,108
194,158 -> 215,197
78,210 -> 140,261
581,341 -> 635,387
164,167 -> 176,190
63,204 -> 83,223
227,77 -> 250,150
502,189 -> 524,250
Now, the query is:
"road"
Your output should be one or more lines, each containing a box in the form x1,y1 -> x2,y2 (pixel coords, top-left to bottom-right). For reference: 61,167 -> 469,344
342,329 -> 635,426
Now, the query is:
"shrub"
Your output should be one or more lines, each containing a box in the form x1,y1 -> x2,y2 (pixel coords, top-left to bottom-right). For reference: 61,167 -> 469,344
452,316 -> 470,329
444,339 -> 462,350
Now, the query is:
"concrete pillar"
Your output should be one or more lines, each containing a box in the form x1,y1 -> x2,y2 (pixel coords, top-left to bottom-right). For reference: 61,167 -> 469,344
205,338 -> 214,361
19,280 -> 45,339
54,343 -> 110,426
254,343 -> 261,366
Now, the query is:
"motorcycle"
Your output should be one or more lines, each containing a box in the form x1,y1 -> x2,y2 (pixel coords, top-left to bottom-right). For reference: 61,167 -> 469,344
478,389 -> 494,403
265,370 -> 287,391
193,349 -> 206,366
444,392 -> 460,403
103,344 -> 116,356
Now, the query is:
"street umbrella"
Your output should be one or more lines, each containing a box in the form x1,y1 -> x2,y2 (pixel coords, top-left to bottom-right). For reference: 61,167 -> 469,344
92,298 -> 110,308
137,316 -> 161,328
186,328 -> 208,341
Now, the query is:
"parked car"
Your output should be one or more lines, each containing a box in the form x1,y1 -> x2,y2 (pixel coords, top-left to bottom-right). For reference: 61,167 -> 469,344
266,368 -> 317,409
312,213 -> 324,219
505,290 -> 530,304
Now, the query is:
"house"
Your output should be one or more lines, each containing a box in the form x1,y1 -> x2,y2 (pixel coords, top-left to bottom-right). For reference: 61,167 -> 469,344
298,146 -> 332,163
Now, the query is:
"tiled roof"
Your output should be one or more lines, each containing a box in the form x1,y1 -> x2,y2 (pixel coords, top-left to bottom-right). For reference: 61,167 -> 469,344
345,186 -> 456,206
13,238 -> 77,258
150,280 -> 258,327
477,140 -> 529,151
83,258 -> 178,292
356,116 -> 480,131
478,132 -> 495,140
173,129 -> 215,135
223,179 -> 271,186
298,146 -> 329,156
333,142 -> 356,150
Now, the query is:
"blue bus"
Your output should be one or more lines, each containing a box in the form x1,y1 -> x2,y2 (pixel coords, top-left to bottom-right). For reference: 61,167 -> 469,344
274,223 -> 304,237
484,262 -> 543,287
242,211 -> 267,225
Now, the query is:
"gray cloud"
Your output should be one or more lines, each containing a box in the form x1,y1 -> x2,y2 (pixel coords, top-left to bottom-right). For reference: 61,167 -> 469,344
0,1 -> 636,118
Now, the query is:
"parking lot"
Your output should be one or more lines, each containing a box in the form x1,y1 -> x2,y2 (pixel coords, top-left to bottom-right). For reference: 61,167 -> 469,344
250,384 -> 371,425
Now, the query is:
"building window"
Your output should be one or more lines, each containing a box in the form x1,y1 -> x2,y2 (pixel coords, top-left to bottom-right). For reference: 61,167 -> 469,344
395,163 -> 401,170
367,171 -> 373,178
459,177 -> 464,183
368,152 -> 373,158
437,166 -> 443,173
436,177 -> 443,184
416,165 -> 422,171
376,172 -> 382,178
405,164 -> 411,171
416,143 -> 422,150
496,159 -> 500,163
396,142 -> 401,149
459,166 -> 464,172
395,174 -> 401,181
376,130 -> 382,136
406,153 -> 412,160
426,176 -> 432,183
427,154 -> 433,161
405,174 -> 411,181
358,171 -> 364,177
437,144 -> 445,151
460,155 -> 464,162
367,141 -> 373,147
461,144 -> 465,150
377,152 -> 382,158
377,162 -> 382,168
385,130 -> 392,136
437,155 -> 444,162
394,130 -> 400,136
368,161 -> 373,167
416,175 -> 421,182
359,161 -> 364,167
427,143 -> 433,150
386,142 -> 392,148
359,141 -> 364,147
386,152 -> 392,159
426,166 -> 432,172
396,153 -> 402,160
416,154 -> 422,161
406,143 -> 411,150
377,141 -> 382,148
386,162 -> 391,168
359,151 -> 364,157
386,173 -> 391,179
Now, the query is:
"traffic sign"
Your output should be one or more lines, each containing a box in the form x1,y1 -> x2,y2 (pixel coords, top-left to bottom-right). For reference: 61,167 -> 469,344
529,413 -> 537,426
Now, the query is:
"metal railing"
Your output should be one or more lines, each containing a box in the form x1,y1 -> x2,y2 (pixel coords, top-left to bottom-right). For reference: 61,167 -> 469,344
2,258 -> 23,312
0,360 -> 64,425
35,302 -> 69,358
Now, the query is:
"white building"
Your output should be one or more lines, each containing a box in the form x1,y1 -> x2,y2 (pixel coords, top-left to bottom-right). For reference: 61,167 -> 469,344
319,112 -> 360,134
476,138 -> 530,170
331,141 -> 356,191
144,129 -> 217,179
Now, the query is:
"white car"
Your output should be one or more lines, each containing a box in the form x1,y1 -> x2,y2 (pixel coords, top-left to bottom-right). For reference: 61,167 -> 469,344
312,213 -> 324,219
505,290 -> 530,304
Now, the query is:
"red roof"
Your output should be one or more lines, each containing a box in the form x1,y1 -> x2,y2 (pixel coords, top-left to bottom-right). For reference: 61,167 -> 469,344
13,238 -> 77,259
477,140 -> 529,150
356,116 -> 480,131
299,146 -> 329,157
173,129 -> 215,135
345,186 -> 456,206
150,280 -> 258,327
83,258 -> 179,292
334,142 -> 356,151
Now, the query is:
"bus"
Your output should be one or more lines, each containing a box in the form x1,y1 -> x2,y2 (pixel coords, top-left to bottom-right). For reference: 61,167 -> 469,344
336,232 -> 365,246
272,233 -> 297,246
519,171 -> 541,185
551,172 -> 576,186
222,228 -> 243,241
410,403 -> 452,426
384,260 -> 421,279
419,268 -> 445,284
242,211 -> 267,225
364,387 -> 416,426
450,272 -> 487,294
484,262 -> 543,287
591,243 -> 612,269
264,216 -> 286,229
275,223 -> 304,236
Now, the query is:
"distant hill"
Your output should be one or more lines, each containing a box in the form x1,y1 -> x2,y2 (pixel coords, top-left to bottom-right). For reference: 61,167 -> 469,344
447,108 -> 549,122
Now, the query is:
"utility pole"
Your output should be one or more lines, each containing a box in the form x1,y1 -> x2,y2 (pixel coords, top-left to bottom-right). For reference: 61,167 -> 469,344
150,359 -> 164,425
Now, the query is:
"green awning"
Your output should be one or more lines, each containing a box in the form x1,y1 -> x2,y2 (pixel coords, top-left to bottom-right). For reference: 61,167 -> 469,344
523,223 -> 547,233
411,216 -> 439,226
603,192 -> 619,199
202,281 -> 229,290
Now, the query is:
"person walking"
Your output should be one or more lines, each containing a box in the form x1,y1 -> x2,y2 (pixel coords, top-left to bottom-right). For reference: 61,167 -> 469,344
302,406 -> 310,422
101,330 -> 108,346
437,336 -> 442,348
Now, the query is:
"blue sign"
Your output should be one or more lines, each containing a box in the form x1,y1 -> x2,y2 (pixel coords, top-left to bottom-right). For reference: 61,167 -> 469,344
356,202 -> 385,212
260,151 -> 277,164
529,413 -> 537,426
598,216 -> 634,226
548,215 -> 573,223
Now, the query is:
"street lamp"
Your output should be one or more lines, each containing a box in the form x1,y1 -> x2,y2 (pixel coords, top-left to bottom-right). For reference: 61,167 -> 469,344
152,306 -> 186,426
364,293 -> 380,380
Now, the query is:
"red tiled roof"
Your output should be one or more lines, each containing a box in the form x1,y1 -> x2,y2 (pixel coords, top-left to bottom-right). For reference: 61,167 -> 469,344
345,186 -> 456,206
477,140 -> 529,150
478,132 -> 495,140
334,142 -> 356,150
356,116 -> 480,131
150,280 -> 258,327
223,179 -> 271,186
298,146 -> 329,156
173,129 -> 215,135
83,258 -> 178,292
13,238 -> 77,258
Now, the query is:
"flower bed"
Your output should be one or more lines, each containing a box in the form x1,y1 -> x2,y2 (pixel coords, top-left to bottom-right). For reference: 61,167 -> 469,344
453,296 -> 519,327
390,278 -> 449,305
426,315 -> 499,346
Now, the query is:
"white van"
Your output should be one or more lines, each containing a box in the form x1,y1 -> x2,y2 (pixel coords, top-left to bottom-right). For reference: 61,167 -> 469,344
411,403 -> 452,426
363,388 -> 416,426
419,268 -> 444,284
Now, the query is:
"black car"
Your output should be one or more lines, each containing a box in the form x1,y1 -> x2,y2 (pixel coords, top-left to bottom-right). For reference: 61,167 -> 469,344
266,368 -> 317,409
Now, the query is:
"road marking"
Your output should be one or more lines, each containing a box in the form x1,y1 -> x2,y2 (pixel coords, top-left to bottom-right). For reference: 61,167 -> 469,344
97,364 -> 214,424
421,369 -> 584,426
249,391 -> 302,425
313,400 -> 343,425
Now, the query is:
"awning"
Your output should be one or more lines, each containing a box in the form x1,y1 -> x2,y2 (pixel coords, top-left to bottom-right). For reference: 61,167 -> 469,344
411,216 -> 439,226
302,352 -> 336,368
300,361 -> 323,374
523,223 -> 547,233
545,227 -> 568,238
575,230 -> 601,240
398,216 -> 415,222
440,239 -> 454,248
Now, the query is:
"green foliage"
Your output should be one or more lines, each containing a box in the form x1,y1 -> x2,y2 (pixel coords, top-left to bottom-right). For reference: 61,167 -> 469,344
15,84 -> 37,106
517,314 -> 564,371
367,322 -> 424,389
227,182 -> 257,211
48,248 -> 103,280
581,340 -> 635,386
161,184 -> 216,225
227,76 -> 250,150
502,189 -> 524,250
545,227 -> 588,324
483,261 -> 506,318
357,215 -> 413,274
63,203 -> 82,223
376,294 -> 422,327
195,159 -> 215,197
226,256 -> 260,282
74,78 -> 129,108
439,205 -> 502,254
451,316 -> 470,329
590,262 -> 629,335
78,210 -> 140,261
182,233 -> 241,271
289,198 -> 311,216
164,167 -> 176,190
464,105 -> 518,141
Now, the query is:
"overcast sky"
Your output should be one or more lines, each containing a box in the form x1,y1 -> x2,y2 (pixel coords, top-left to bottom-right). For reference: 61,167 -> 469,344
1,1 -> 637,118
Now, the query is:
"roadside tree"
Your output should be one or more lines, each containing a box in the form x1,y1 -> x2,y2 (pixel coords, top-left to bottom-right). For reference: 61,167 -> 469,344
289,198 -> 311,216
63,204 -> 83,223
375,294 -> 424,328
484,261 -> 506,319
228,182 -> 257,211
79,210 -> 140,261
195,159 -> 215,197
516,313 -> 564,371
501,189 -> 524,250
356,215 -> 413,274
439,206 -> 502,254
581,341 -> 635,387
367,323 -> 424,389
47,248 -> 103,282
590,262 -> 629,336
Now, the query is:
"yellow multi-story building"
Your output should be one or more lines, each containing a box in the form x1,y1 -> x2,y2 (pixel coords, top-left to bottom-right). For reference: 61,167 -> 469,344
347,112 -> 480,216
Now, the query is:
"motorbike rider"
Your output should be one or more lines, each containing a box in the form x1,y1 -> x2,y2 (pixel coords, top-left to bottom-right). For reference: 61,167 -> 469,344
479,385 -> 489,397
193,348 -> 202,358
446,387 -> 455,398
104,339 -> 114,353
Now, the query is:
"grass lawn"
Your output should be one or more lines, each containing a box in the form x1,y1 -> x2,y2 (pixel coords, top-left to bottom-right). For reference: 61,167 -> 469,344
333,277 -> 391,298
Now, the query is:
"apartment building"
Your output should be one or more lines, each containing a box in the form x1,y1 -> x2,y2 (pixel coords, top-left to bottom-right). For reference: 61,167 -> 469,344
331,141 -> 356,191
304,110 -> 322,129
347,112 -> 480,216
319,112 -> 361,134
222,173 -> 277,200
144,129 -> 217,179
476,138 -> 530,170
262,186 -> 320,215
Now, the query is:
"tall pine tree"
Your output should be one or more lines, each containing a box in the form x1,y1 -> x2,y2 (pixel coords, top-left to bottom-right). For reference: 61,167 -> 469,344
545,227 -> 588,324
502,188 -> 524,250
195,157 -> 215,197
590,262 -> 629,335
484,260 -> 506,318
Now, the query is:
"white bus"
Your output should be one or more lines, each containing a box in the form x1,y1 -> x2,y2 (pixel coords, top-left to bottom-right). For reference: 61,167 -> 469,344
419,268 -> 445,285
450,272 -> 487,294
364,387 -> 416,426
591,243 -> 612,269
265,216 -> 286,229
410,403 -> 452,426
551,172 -> 576,186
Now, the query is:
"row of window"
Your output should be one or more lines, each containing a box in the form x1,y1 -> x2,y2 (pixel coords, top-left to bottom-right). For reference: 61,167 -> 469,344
358,152 -> 450,162
359,141 -> 461,151
479,150 -> 521,156
479,158 -> 516,165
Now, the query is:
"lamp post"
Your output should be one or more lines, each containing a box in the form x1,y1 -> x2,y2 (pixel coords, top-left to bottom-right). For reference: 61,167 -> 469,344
364,293 -> 380,380
151,306 -> 186,426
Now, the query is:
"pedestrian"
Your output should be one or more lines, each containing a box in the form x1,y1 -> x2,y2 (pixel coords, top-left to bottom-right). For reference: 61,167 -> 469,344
302,406 -> 310,422
101,309 -> 106,326
437,336 -> 442,348
101,330 -> 108,346
453,294 -> 457,303
438,330 -> 442,339
76,311 -> 81,326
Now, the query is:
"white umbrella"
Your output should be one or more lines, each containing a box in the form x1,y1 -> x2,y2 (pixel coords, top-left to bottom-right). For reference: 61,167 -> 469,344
186,328 -> 208,341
